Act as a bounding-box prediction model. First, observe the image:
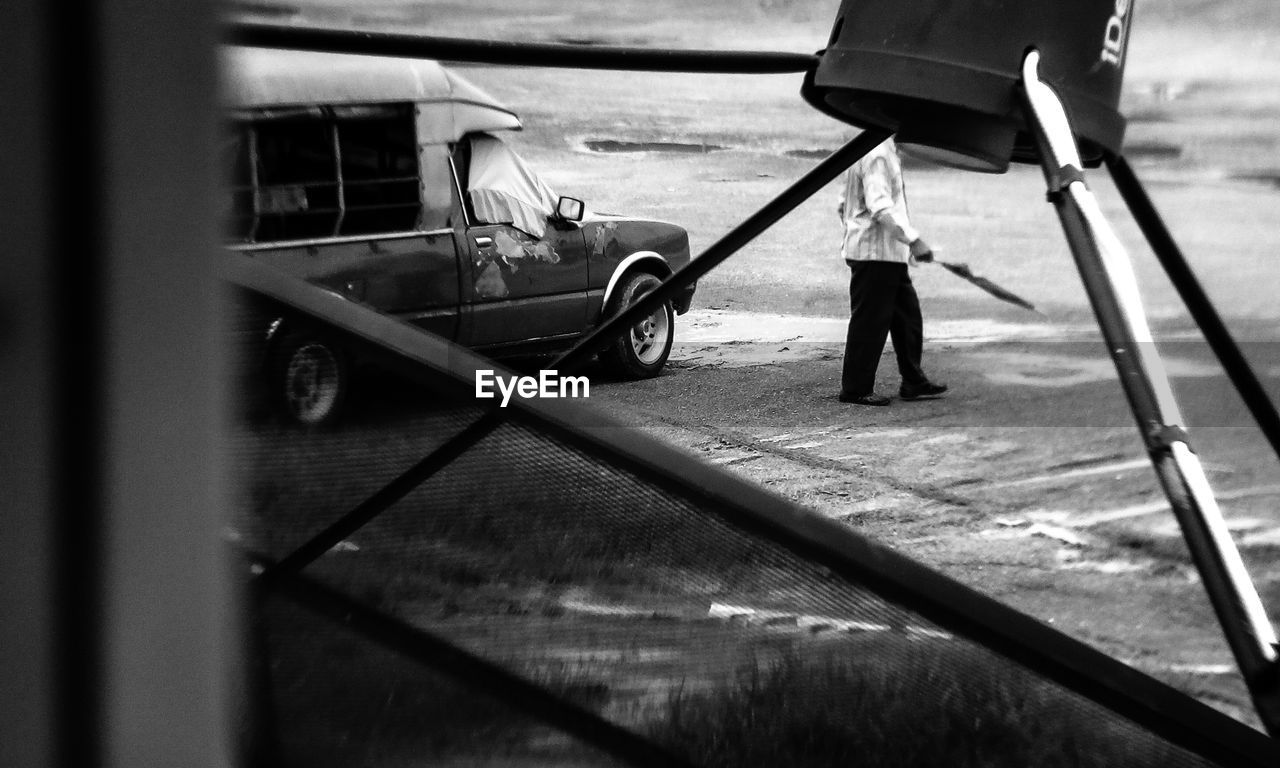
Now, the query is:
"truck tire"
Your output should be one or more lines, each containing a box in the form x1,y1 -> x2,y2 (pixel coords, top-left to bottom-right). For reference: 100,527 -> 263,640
270,328 -> 349,427
600,272 -> 673,379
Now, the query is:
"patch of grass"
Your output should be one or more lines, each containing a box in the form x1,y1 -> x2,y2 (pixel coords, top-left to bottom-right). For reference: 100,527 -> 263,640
647,639 -> 1196,767
262,599 -> 613,767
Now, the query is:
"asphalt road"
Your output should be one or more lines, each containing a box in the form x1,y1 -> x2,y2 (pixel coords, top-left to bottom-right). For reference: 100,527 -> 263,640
584,312 -> 1280,727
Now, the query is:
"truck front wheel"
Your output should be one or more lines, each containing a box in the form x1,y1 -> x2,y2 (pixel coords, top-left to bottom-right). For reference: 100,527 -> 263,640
600,272 -> 673,379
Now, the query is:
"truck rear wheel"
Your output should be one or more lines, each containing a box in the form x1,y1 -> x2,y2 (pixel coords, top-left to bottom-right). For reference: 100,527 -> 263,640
270,328 -> 349,427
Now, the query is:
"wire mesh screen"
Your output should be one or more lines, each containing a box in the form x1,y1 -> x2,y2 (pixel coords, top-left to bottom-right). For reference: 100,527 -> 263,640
224,268 -> 1273,767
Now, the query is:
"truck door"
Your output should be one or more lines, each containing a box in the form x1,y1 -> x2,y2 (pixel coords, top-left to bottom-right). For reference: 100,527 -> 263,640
452,134 -> 589,348
461,221 -> 588,346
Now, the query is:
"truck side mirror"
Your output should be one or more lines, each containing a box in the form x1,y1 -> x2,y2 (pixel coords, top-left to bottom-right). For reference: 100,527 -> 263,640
555,196 -> 585,222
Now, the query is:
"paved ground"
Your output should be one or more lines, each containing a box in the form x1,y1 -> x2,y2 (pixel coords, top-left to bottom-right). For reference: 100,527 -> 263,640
586,308 -> 1280,725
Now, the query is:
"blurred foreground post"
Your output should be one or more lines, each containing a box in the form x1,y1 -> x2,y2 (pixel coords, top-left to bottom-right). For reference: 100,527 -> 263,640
0,1 -> 231,766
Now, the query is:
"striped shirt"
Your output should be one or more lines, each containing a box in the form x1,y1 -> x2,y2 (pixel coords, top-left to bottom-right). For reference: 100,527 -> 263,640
838,138 -> 918,264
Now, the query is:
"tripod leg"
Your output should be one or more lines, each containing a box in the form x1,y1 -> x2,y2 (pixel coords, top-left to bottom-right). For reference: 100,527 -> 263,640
1019,49 -> 1280,735
1104,153 -> 1280,462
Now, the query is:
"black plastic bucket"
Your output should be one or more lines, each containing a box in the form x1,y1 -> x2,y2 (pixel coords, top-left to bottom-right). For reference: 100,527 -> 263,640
802,0 -> 1133,172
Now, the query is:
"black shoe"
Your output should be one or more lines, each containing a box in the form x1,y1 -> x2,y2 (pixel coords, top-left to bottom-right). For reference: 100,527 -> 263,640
839,391 -> 891,406
899,381 -> 948,401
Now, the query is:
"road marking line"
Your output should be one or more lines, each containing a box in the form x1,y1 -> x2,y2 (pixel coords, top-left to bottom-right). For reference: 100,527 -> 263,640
917,433 -> 969,446
1234,527 -> 1280,547
710,603 -> 887,632
709,453 -> 762,465
560,598 -> 672,618
1029,484 -> 1280,528
762,426 -> 844,446
973,458 -> 1230,493
1166,663 -> 1236,675
782,441 -> 827,450
982,458 -> 1150,490
708,603 -> 952,640
1066,500 -> 1174,527
1028,523 -> 1087,546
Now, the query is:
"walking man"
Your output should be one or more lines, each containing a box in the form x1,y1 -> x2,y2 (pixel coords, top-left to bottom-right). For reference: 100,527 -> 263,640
837,137 -> 947,406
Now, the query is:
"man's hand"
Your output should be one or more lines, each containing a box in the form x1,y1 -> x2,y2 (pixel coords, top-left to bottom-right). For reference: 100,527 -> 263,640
909,237 -> 934,263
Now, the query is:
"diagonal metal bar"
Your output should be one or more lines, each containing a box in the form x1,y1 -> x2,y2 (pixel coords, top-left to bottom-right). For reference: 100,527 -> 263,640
1020,50 -> 1280,736
258,132 -> 886,581
227,22 -> 819,74
553,130 -> 889,374
249,552 -> 695,768
1105,152 -> 1280,463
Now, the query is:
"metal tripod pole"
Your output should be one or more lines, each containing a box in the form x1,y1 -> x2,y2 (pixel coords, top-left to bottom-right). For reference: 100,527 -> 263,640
1019,50 -> 1280,735
1104,152 -> 1280,464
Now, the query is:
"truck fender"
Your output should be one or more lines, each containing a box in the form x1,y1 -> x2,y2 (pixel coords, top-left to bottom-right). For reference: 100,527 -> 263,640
601,251 -> 670,310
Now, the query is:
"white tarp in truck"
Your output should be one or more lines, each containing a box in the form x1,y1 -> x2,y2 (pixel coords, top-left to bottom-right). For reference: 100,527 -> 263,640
467,133 -> 559,239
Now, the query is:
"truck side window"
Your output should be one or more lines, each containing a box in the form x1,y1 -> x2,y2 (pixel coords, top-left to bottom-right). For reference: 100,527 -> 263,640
337,113 -> 420,235
254,117 -> 340,241
227,104 -> 427,243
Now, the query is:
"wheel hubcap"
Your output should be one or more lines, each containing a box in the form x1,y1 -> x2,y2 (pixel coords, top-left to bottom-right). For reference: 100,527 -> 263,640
630,305 -> 670,365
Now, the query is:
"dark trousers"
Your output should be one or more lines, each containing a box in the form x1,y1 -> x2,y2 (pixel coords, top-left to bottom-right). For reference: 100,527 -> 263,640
841,261 -> 926,396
